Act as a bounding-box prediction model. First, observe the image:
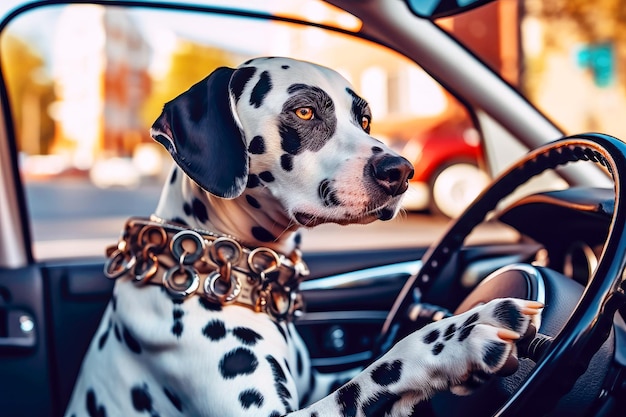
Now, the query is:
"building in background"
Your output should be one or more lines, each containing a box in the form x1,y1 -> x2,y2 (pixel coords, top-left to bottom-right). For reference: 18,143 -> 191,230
50,5 -> 152,171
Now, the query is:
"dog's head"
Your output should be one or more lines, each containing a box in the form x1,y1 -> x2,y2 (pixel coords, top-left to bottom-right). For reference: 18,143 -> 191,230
151,57 -> 413,227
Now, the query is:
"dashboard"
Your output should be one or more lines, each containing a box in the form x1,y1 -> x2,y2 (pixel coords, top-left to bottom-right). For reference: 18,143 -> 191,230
497,187 -> 613,285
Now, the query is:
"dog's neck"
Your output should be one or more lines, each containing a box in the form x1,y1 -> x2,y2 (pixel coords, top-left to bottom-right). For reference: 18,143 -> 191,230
154,168 -> 300,255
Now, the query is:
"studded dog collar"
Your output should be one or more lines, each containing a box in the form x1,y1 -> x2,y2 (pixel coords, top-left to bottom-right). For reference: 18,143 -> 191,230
104,216 -> 309,321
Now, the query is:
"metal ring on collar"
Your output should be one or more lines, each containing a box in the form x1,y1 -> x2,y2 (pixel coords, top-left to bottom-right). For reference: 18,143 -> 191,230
170,230 -> 205,265
104,250 -> 137,279
209,237 -> 242,265
265,288 -> 296,321
133,252 -> 159,283
138,224 -> 168,251
203,271 -> 241,303
248,247 -> 282,277
163,265 -> 200,300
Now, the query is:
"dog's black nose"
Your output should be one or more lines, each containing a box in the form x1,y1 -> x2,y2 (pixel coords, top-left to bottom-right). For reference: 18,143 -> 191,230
370,154 -> 414,196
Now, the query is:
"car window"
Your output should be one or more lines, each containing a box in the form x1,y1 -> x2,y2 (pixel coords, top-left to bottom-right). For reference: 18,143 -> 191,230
438,0 -> 626,141
2,1 -> 512,260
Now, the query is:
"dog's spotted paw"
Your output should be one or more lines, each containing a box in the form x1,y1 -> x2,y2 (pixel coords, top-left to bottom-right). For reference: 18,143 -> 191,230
399,298 -> 542,396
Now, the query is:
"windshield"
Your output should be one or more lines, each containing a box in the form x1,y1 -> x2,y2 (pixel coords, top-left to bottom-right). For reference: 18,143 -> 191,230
437,0 -> 626,139
3,0 -> 523,259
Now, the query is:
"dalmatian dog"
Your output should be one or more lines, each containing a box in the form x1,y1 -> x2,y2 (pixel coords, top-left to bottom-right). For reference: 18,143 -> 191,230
65,57 -> 541,417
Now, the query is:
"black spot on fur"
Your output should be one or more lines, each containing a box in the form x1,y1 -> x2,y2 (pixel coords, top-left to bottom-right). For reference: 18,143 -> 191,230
191,197 -> 209,223
361,390 -> 402,417
219,347 -> 259,379
113,323 -> 121,342
432,342 -> 445,355
444,324 -> 456,341
230,66 -> 256,104
267,355 -> 293,409
239,389 -> 264,409
273,321 -> 288,342
318,179 -> 340,207
336,382 -> 361,417
494,299 -> 524,332
171,217 -> 188,226
183,202 -> 192,216
131,384 -> 153,412
483,341 -> 507,368
98,320 -> 112,350
371,360 -> 403,386
294,232 -> 302,247
267,355 -> 287,383
459,325 -> 475,342
246,195 -> 261,209
199,296 -> 222,311
281,154 -> 293,171
203,319 -> 227,341
280,125 -> 302,155
247,174 -> 261,188
269,411 -> 281,417
233,327 -> 263,345
372,146 -> 383,154
259,171 -> 275,182
132,383 -> 161,416
281,65 -> 290,69
111,294 -> 117,311
281,84 -> 337,152
86,389 -> 107,417
463,313 -> 480,328
423,329 -> 440,344
122,326 -> 142,354
250,70 -> 272,108
296,350 -> 304,376
249,136 -> 266,154
252,226 -> 275,242
345,87 -> 372,134
163,387 -> 183,412
169,168 -> 177,184
172,321 -> 183,337
172,308 -> 184,338
97,330 -> 108,350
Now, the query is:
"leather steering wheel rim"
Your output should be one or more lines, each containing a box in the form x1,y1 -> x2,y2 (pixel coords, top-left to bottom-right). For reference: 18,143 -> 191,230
377,133 -> 626,416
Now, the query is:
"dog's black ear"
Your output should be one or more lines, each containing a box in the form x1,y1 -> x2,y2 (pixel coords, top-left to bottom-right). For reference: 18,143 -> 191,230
151,67 -> 248,199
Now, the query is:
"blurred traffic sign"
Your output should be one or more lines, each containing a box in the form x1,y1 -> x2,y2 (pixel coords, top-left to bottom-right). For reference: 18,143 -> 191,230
576,43 -> 615,88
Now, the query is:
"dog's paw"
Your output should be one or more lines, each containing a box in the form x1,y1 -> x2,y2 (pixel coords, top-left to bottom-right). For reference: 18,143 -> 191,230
405,298 -> 542,396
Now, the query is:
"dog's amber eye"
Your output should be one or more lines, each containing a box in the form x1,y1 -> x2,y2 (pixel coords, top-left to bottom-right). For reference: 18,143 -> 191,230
361,116 -> 370,131
295,107 -> 314,120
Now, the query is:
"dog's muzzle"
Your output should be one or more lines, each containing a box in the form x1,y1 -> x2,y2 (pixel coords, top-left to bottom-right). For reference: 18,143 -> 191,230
104,216 -> 309,321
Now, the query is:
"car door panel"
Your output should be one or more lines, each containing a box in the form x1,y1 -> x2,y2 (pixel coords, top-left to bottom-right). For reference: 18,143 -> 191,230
0,266 -> 53,416
44,262 -> 113,411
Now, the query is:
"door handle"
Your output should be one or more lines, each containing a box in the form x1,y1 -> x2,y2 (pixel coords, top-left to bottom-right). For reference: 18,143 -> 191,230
0,307 -> 37,351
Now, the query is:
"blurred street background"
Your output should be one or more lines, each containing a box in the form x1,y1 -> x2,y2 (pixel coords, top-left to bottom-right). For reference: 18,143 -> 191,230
2,0 -> 622,258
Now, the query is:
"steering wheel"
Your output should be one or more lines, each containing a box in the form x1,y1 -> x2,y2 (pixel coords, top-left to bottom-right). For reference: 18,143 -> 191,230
376,133 -> 626,416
